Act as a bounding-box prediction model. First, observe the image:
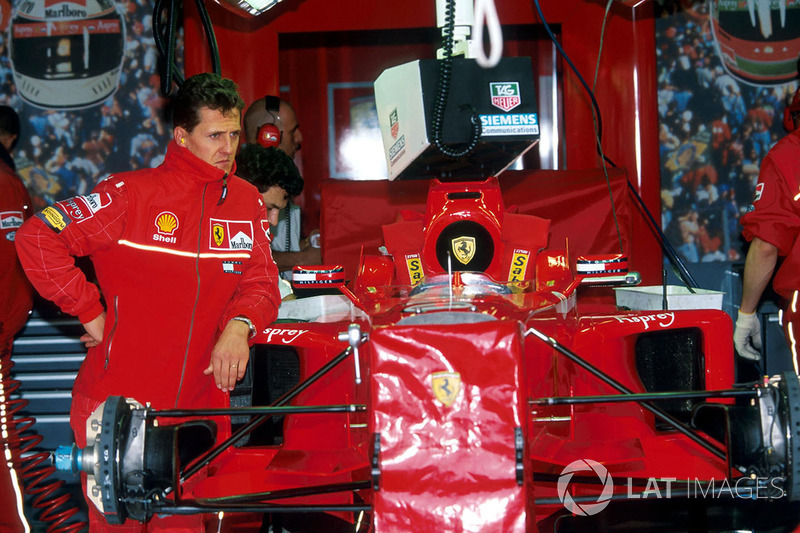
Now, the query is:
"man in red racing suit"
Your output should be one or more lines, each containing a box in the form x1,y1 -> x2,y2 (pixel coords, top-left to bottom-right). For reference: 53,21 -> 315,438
735,90 -> 800,366
16,74 -> 281,532
0,105 -> 35,532
0,105 -> 33,359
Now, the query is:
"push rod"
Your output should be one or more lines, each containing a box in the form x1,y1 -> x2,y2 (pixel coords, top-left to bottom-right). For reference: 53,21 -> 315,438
532,388 -> 756,406
525,326 -> 727,460
158,504 -> 371,515
148,404 -> 365,417
176,347 -> 353,487
194,480 -> 372,505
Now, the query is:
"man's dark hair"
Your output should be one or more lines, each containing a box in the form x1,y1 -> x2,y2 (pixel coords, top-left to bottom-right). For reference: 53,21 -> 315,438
172,73 -> 245,132
0,105 -> 20,150
236,144 -> 303,196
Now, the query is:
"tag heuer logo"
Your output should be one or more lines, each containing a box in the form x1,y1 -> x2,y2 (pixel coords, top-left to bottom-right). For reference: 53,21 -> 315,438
490,82 -> 521,112
452,236 -> 476,265
431,371 -> 461,407
390,108 -> 399,139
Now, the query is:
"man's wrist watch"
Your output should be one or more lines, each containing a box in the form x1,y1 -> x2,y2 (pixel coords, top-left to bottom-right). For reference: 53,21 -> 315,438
229,316 -> 256,338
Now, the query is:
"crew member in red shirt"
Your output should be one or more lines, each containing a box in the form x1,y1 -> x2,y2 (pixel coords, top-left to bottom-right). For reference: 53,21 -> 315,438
735,88 -> 800,364
0,105 -> 33,358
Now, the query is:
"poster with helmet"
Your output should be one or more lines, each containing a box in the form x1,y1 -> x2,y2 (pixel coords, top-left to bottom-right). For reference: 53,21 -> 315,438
0,0 -> 176,213
656,0 -> 800,265
9,0 -> 125,109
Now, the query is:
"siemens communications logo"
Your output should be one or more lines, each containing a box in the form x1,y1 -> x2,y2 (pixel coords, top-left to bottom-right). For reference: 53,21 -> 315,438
479,113 -> 539,137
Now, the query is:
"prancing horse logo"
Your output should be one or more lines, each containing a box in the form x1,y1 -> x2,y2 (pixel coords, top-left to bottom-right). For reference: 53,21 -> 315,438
212,223 -> 225,247
431,371 -> 461,407
452,236 -> 476,265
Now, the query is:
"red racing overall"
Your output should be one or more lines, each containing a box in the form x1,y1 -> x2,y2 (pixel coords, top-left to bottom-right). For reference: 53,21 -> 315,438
16,141 -> 281,531
741,128 -> 800,369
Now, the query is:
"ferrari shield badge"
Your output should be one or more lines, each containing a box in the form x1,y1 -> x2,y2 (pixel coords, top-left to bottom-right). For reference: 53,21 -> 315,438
451,236 -> 475,265
212,223 -> 225,247
431,371 -> 461,407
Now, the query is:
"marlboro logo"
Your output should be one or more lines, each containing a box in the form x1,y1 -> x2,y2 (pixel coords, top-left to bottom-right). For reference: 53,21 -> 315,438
490,82 -> 521,112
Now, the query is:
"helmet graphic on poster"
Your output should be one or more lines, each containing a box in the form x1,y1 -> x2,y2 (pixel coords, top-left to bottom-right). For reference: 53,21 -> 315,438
709,0 -> 800,85
8,0 -> 125,109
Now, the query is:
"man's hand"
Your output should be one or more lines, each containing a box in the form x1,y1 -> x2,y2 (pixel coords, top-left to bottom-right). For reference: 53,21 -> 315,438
80,312 -> 106,348
734,310 -> 762,361
204,319 -> 250,392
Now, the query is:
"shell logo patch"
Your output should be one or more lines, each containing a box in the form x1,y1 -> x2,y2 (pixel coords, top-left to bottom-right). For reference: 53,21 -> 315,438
209,218 -> 253,251
152,210 -> 180,245
452,236 -> 476,265
155,211 -> 179,235
431,371 -> 461,407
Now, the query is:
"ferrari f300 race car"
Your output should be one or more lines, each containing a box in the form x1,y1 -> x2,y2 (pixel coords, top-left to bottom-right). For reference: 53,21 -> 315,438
51,172 -> 800,532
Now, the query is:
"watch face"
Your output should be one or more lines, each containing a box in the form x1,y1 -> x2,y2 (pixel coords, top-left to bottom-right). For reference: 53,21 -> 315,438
9,0 -> 126,109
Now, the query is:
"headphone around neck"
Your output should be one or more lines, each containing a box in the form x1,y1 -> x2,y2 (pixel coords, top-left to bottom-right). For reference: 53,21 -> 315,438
257,95 -> 283,149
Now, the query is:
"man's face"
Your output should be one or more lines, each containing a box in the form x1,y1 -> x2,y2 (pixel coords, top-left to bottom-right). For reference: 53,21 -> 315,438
177,107 -> 241,174
278,102 -> 303,158
262,185 -> 289,227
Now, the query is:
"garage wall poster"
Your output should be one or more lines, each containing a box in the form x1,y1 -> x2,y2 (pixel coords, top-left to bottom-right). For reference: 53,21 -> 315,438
656,0 -> 799,264
0,0 -> 177,212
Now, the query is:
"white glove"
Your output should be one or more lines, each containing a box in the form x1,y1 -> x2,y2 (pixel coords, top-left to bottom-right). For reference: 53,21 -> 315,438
734,311 -> 762,361
278,278 -> 294,300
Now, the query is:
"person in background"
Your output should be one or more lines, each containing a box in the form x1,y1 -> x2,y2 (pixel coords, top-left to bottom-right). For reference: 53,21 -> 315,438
0,105 -> 33,360
236,143 -> 305,298
15,73 -> 281,532
243,95 -> 321,276
734,87 -> 800,362
0,105 -> 33,533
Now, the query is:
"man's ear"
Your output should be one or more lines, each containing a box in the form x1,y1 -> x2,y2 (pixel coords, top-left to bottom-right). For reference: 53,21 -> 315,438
0,133 -> 16,151
174,127 -> 188,146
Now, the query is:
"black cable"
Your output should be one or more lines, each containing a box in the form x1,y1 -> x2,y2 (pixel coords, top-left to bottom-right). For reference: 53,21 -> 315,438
431,0 -> 482,159
193,0 -> 222,75
531,0 -> 604,149
153,0 -> 184,92
532,0 -> 700,290
628,179 -> 699,289
152,0 -> 222,95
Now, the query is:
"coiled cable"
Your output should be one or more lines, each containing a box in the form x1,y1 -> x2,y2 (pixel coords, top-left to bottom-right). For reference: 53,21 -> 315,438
432,0 -> 482,159
0,354 -> 86,533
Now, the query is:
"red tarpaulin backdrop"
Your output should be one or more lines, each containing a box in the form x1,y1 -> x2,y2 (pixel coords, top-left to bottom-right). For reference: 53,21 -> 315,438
320,168 -> 632,281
